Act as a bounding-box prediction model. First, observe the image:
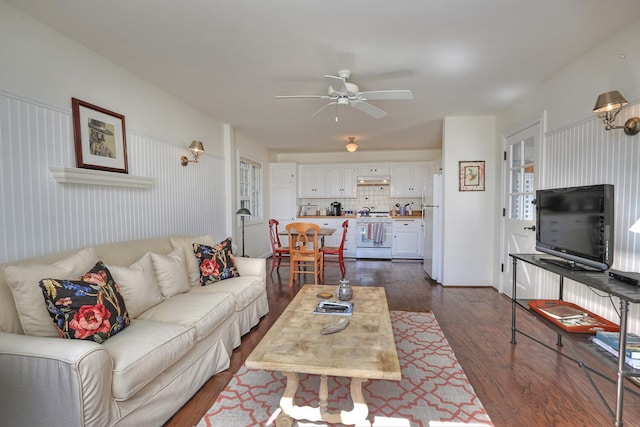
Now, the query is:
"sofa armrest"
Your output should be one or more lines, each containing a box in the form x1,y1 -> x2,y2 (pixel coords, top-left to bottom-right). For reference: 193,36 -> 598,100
0,331 -> 116,426
234,256 -> 266,278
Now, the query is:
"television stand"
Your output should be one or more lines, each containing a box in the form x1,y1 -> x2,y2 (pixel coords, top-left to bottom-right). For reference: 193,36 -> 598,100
510,253 -> 640,426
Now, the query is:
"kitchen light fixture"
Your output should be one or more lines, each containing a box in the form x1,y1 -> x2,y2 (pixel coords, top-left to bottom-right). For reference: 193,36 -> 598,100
180,140 -> 205,166
236,207 -> 251,257
345,136 -> 358,152
593,91 -> 640,136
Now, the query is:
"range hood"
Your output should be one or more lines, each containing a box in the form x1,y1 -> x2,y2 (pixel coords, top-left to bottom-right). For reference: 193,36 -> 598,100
356,175 -> 391,185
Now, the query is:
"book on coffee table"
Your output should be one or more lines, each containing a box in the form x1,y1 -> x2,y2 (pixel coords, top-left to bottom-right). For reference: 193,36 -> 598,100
313,300 -> 353,316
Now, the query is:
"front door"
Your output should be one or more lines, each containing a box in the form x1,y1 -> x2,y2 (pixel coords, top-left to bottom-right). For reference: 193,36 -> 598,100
501,121 -> 541,299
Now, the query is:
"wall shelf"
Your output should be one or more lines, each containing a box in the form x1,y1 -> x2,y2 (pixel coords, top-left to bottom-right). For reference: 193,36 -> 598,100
49,167 -> 155,189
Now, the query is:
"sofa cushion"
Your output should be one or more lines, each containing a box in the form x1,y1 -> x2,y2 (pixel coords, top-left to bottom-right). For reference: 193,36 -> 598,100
170,235 -> 216,287
194,238 -> 239,286
190,276 -> 264,311
107,253 -> 163,318
102,319 -> 195,401
39,261 -> 130,343
137,290 -> 236,342
3,247 -> 99,337
149,248 -> 190,297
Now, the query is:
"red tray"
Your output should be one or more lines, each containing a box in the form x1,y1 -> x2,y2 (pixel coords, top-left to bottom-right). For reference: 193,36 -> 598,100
528,300 -> 619,334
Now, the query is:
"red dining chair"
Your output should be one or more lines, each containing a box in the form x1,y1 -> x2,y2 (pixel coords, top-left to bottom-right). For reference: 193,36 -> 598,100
268,219 -> 290,274
320,220 -> 348,277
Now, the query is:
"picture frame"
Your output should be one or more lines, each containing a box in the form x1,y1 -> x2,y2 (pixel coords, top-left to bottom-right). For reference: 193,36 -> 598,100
72,98 -> 128,174
459,160 -> 485,191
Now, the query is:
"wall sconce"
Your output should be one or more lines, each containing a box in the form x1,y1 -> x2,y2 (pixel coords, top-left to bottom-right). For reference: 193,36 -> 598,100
180,140 -> 205,166
345,136 -> 358,152
593,91 -> 640,136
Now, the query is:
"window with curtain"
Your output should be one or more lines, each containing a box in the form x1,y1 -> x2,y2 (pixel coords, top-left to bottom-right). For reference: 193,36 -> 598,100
239,158 -> 262,221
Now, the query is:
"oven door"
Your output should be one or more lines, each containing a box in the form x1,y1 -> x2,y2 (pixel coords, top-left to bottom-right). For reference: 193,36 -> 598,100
357,222 -> 391,248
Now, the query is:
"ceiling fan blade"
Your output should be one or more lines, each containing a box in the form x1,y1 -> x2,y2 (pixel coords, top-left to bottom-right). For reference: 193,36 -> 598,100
310,101 -> 338,118
325,75 -> 348,94
275,95 -> 331,100
357,90 -> 413,100
350,101 -> 387,118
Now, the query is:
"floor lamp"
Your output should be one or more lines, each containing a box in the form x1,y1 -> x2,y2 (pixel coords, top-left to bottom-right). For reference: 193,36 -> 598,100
236,208 -> 251,257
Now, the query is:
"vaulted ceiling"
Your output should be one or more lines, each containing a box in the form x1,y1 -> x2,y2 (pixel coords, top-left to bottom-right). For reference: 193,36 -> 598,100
7,0 -> 640,153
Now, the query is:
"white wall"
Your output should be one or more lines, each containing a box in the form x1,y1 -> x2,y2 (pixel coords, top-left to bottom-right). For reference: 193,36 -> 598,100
441,116 -> 496,286
495,18 -> 640,332
275,149 -> 442,164
0,2 -> 230,263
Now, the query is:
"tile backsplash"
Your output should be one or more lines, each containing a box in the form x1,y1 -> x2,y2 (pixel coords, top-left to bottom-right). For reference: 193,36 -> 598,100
299,185 -> 421,215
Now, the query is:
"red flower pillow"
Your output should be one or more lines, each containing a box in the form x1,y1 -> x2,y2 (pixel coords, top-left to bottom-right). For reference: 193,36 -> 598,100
193,238 -> 239,286
39,261 -> 130,343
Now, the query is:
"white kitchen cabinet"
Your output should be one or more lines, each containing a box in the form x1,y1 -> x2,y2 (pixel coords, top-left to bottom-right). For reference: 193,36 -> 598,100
392,219 -> 423,259
299,165 -> 329,198
270,162 -> 297,185
269,163 -> 297,221
391,163 -> 429,197
356,165 -> 391,176
328,165 -> 356,198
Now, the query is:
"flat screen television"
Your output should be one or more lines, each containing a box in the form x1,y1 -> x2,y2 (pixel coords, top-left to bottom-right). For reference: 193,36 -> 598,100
535,184 -> 614,271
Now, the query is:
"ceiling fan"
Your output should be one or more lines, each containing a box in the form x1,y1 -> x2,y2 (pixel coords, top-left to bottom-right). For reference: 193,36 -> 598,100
275,70 -> 413,121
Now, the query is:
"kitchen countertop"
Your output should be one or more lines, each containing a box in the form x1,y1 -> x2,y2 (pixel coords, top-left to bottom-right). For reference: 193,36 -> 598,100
296,213 -> 423,219
296,215 -> 357,219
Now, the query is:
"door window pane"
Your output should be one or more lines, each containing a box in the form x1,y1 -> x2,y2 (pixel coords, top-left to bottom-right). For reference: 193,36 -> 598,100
508,139 -> 535,220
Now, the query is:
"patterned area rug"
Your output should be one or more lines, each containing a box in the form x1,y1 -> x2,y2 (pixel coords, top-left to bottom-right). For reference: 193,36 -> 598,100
197,311 -> 493,427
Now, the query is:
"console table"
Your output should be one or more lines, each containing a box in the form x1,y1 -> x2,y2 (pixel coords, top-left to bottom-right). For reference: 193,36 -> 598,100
510,253 -> 640,427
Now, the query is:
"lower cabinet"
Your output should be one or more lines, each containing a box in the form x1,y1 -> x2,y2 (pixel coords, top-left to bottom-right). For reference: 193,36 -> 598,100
392,219 -> 423,259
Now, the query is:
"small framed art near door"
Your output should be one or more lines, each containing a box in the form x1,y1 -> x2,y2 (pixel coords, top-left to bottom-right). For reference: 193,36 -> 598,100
71,98 -> 128,174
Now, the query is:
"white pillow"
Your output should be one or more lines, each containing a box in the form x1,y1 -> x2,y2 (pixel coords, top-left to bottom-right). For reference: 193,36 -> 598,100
3,247 -> 99,337
107,253 -> 163,318
170,235 -> 216,286
149,248 -> 191,297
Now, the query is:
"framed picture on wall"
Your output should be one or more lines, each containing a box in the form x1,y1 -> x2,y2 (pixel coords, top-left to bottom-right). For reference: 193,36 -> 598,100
72,98 -> 128,174
459,160 -> 485,191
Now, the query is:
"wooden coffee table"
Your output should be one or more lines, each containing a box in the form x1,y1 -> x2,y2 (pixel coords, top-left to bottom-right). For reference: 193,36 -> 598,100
245,284 -> 401,427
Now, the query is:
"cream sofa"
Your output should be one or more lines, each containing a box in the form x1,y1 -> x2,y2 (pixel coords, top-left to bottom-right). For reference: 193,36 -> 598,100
0,235 -> 268,427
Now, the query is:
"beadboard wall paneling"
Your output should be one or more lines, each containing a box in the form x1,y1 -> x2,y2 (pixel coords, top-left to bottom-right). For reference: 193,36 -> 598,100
537,102 -> 640,332
0,92 -> 226,264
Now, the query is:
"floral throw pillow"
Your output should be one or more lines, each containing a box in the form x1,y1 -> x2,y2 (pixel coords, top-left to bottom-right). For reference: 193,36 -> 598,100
193,238 -> 240,286
39,261 -> 130,343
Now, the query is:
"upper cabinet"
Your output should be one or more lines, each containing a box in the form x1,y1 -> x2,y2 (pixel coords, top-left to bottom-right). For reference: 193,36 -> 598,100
356,165 -> 391,176
299,164 -> 356,198
328,165 -> 356,198
270,163 -> 296,185
391,163 -> 430,197
298,165 -> 329,198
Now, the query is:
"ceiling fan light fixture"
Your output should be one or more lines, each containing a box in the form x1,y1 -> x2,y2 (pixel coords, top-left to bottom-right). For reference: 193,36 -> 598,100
345,137 -> 358,152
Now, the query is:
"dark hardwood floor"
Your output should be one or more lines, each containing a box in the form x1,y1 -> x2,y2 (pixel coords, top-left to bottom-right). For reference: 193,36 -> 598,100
165,259 -> 640,427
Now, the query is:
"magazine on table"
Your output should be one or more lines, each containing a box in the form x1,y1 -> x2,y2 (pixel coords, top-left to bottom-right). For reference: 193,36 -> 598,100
313,301 -> 353,316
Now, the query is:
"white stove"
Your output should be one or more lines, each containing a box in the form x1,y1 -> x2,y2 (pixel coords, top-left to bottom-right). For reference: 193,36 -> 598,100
355,213 -> 392,259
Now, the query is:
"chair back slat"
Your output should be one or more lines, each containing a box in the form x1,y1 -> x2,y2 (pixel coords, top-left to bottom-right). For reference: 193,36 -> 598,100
286,222 -> 320,256
268,219 -> 283,250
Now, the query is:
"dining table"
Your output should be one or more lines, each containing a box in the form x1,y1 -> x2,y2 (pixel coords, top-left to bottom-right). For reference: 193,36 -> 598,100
279,227 -> 336,248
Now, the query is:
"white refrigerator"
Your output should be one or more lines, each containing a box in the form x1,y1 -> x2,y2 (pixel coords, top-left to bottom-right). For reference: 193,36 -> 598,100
423,173 -> 443,282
